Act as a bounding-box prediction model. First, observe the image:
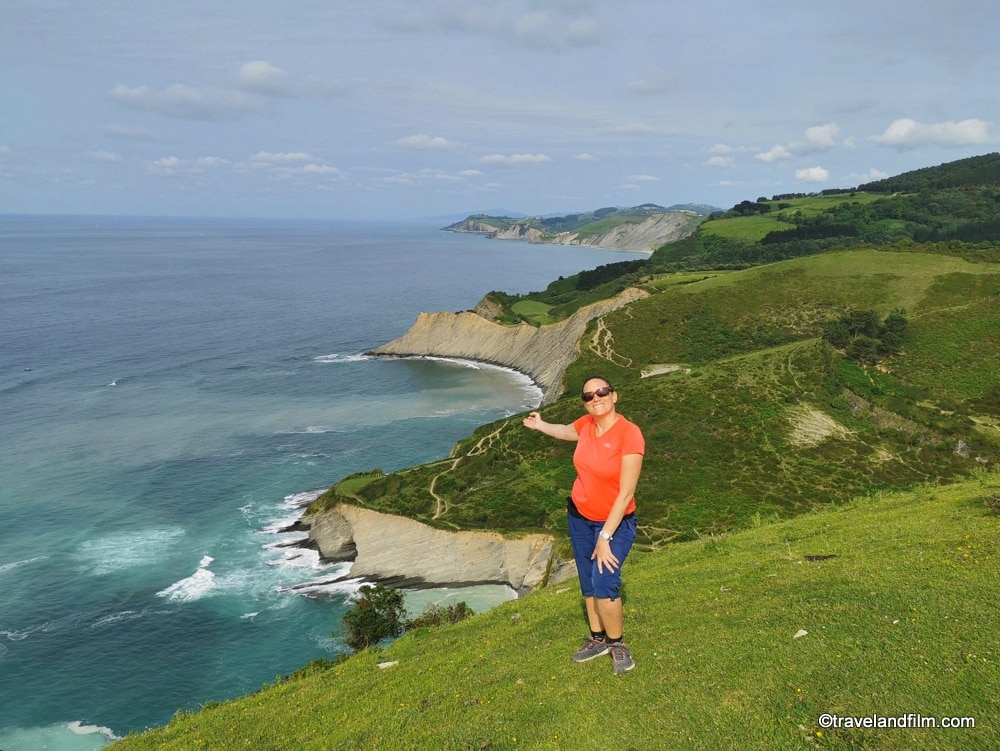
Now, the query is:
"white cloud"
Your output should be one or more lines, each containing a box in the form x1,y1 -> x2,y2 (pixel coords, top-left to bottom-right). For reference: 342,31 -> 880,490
755,145 -> 792,163
625,174 -> 660,182
627,66 -> 675,95
848,167 -> 889,182
871,118 -> 991,148
230,151 -> 343,180
238,61 -> 294,97
86,150 -> 122,163
572,153 -> 598,161
149,155 -> 230,175
103,124 -> 154,141
396,134 -> 461,150
711,144 -> 733,155
110,84 -> 262,121
374,168 -> 469,187
242,151 -> 313,166
479,153 -> 553,166
515,11 -> 550,46
459,169 -> 484,177
611,123 -> 656,136
796,166 -> 830,183
706,156 -> 734,168
567,18 -> 599,46
804,123 -> 840,149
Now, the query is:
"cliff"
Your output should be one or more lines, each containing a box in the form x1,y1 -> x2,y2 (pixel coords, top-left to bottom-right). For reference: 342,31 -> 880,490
369,287 -> 649,405
446,211 -> 699,252
550,212 -> 695,252
301,503 -> 572,593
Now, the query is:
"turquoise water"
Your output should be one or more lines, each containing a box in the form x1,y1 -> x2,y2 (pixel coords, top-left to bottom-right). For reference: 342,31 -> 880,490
0,216 -> 633,750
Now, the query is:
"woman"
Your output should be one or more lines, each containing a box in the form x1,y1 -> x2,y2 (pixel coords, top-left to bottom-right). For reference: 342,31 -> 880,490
522,375 -> 644,675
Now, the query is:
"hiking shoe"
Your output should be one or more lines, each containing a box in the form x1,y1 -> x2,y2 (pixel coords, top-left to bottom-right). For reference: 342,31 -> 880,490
609,642 -> 635,675
571,636 -> 609,662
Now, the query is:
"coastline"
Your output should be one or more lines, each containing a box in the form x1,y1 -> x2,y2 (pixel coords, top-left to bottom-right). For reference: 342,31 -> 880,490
367,287 -> 649,405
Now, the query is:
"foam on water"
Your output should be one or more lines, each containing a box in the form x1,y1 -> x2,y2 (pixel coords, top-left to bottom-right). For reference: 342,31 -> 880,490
0,556 -> 50,575
156,555 -> 216,602
75,528 -> 186,576
0,722 -> 117,751
314,353 -> 370,364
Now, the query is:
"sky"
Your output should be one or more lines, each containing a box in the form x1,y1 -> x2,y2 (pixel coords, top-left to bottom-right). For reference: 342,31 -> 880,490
2,0 -> 998,220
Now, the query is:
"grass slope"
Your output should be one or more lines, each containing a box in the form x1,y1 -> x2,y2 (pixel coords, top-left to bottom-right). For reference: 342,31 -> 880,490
310,248 -> 1000,551
111,471 -> 1000,750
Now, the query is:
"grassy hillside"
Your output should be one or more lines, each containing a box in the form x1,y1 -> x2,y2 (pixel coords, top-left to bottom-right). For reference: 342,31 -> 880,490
310,249 -> 1000,552
110,156 -> 999,748
111,470 -> 1000,750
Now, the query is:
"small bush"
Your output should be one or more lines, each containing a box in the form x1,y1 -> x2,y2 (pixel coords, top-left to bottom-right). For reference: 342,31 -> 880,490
340,584 -> 407,651
406,602 -> 475,630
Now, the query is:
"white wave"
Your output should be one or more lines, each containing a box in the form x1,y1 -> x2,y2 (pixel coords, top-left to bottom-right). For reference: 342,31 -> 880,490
276,426 -> 335,435
280,572 -> 364,599
68,721 -> 120,741
89,610 -> 154,629
283,488 -> 326,508
314,353 -> 370,364
0,555 -> 50,576
156,555 -> 216,602
76,527 -> 185,576
241,612 -> 259,621
0,722 -> 119,751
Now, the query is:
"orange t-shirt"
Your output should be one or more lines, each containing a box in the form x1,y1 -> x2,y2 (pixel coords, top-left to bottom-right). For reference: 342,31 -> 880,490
570,414 -> 644,522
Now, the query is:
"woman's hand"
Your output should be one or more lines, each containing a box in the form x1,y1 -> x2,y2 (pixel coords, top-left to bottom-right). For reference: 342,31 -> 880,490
522,411 -> 543,430
522,412 -> 580,442
591,537 -> 619,573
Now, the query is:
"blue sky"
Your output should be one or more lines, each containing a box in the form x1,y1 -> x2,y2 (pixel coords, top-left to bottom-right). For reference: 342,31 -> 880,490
2,0 -> 997,220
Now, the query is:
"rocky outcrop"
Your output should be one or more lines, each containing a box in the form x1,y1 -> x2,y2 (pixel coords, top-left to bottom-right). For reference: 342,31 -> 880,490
302,503 -> 567,593
490,225 -> 546,242
551,213 -> 695,252
370,287 -> 649,405
446,211 -> 698,252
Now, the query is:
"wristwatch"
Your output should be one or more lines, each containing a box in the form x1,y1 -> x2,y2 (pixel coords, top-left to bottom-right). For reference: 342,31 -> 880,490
599,531 -> 613,541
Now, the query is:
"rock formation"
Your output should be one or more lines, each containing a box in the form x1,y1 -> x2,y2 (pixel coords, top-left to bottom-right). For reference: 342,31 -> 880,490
370,287 -> 648,405
302,503 -> 569,593
446,211 -> 698,252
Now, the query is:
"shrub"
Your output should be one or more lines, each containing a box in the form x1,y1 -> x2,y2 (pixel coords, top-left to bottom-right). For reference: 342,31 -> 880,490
406,602 -> 475,630
340,584 -> 407,651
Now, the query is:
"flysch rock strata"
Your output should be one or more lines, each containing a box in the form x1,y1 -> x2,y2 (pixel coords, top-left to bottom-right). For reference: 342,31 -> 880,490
370,286 -> 648,405
303,503 -> 569,593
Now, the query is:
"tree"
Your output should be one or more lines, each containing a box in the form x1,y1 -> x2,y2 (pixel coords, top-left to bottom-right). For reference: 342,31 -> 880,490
879,308 -> 908,355
847,335 -> 879,365
845,309 -> 881,338
340,584 -> 407,651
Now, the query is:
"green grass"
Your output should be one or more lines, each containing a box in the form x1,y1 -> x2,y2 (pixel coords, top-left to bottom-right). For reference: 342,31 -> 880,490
700,193 -> 887,242
110,470 -> 1000,750
317,249 -> 998,549
700,213 -> 796,241
511,299 -> 556,325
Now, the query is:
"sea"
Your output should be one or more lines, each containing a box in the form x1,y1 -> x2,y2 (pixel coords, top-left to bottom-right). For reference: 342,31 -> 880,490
0,215 -> 636,750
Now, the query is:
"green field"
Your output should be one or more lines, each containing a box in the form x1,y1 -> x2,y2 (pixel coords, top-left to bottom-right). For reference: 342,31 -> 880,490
700,193 -> 888,242
110,471 -> 1000,751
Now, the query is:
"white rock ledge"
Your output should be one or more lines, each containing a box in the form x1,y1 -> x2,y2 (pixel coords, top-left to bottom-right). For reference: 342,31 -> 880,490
302,504 -> 566,594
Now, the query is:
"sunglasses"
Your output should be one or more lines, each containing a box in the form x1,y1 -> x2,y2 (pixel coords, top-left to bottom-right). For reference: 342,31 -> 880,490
581,386 -> 614,402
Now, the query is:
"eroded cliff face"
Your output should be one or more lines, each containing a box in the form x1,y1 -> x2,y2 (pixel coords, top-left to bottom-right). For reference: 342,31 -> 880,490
552,213 -> 694,252
369,287 -> 648,405
302,503 -> 567,593
446,211 -> 696,252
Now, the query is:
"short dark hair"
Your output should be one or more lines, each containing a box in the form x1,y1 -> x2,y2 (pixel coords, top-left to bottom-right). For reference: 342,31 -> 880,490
581,375 -> 613,391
